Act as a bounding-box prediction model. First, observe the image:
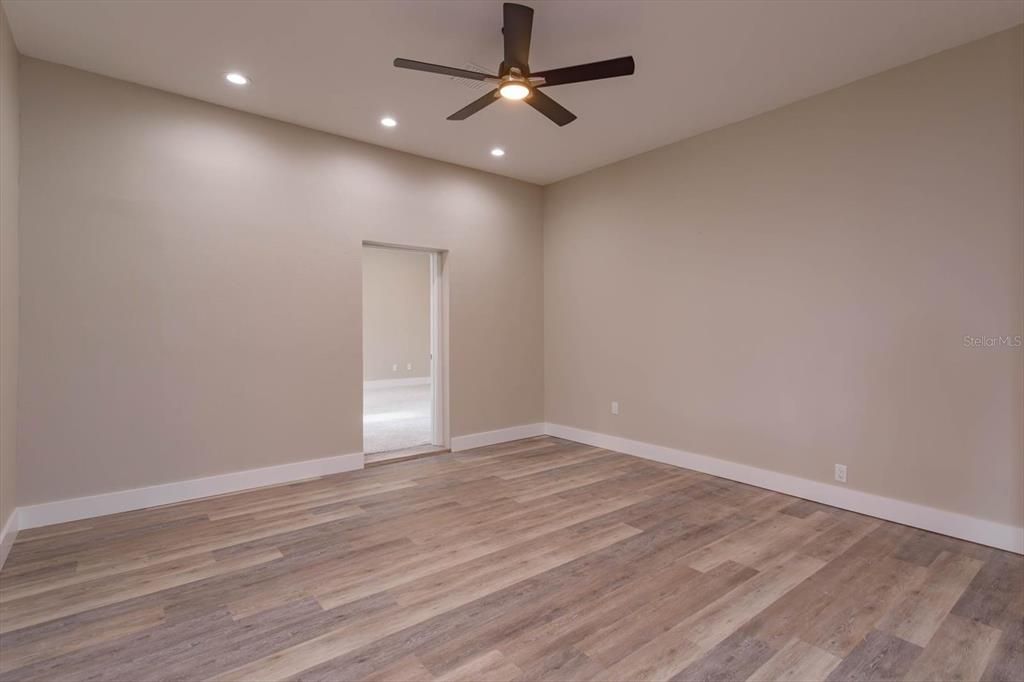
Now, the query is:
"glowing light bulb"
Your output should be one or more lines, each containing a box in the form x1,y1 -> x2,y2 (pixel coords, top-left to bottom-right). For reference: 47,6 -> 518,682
499,82 -> 530,100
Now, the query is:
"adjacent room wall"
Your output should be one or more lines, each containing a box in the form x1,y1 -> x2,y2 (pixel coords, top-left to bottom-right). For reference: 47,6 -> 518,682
544,26 -> 1023,527
362,247 -> 431,382
17,59 -> 544,506
0,5 -> 20,537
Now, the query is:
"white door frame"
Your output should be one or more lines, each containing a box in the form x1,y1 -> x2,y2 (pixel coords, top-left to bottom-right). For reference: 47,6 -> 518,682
428,251 -> 447,447
363,241 -> 449,449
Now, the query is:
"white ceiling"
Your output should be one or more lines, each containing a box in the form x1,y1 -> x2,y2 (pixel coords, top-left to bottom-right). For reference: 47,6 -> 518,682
4,0 -> 1022,185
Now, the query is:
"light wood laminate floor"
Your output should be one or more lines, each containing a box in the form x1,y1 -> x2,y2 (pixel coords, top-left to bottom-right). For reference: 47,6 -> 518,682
0,437 -> 1021,681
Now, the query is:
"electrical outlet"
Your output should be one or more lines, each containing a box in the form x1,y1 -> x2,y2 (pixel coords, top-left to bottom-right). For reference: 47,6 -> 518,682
407,363 -> 412,371
611,401 -> 619,415
834,464 -> 847,483
392,364 -> 398,372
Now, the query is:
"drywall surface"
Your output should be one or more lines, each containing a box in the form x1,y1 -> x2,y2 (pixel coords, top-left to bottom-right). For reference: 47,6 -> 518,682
17,59 -> 543,504
362,247 -> 431,382
544,27 -> 1024,526
0,5 -> 20,529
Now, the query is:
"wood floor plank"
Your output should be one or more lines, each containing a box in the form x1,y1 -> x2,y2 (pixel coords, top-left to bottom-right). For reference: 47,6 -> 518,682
823,630 -> 922,681
876,550 -> 983,646
314,496 -> 647,611
496,559 -> 704,667
0,435 -> 1018,682
390,522 -> 641,610
684,510 -> 826,571
600,636 -> 703,682
980,617 -> 1024,682
361,655 -> 434,682
780,498 -> 834,519
434,649 -> 522,682
671,631 -> 775,682
0,507 -> 360,604
0,549 -> 282,633
278,535 -> 641,681
796,511 -> 881,563
798,541 -> 928,656
951,550 -> 1024,631
672,552 -> 825,650
576,560 -> 757,667
0,606 -> 165,673
747,637 -> 842,682
903,613 -> 1002,682
411,540 -> 643,675
734,523 -> 907,653
513,647 -> 605,682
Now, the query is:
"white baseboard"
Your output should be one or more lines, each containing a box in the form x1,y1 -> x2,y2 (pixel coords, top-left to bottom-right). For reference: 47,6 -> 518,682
364,377 -> 431,389
544,423 -> 1024,555
17,452 -> 364,531
9,423 -> 1019,555
451,423 -> 546,452
0,508 -> 18,570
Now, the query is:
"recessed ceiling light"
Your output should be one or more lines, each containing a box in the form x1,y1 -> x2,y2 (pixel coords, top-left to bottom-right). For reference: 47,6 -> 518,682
490,147 -> 506,157
380,117 -> 397,128
225,72 -> 249,86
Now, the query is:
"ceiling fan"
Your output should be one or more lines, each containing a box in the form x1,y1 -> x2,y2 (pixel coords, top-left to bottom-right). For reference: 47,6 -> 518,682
393,2 -> 635,127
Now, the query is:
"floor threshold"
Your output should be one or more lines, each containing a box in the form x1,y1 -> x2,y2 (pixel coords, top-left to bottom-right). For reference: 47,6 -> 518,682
365,444 -> 449,467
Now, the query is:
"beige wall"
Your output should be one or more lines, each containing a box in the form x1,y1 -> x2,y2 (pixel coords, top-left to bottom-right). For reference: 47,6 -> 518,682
17,59 -> 544,506
362,247 -> 431,382
0,6 -> 19,530
544,27 -> 1023,527
10,26 -> 1022,531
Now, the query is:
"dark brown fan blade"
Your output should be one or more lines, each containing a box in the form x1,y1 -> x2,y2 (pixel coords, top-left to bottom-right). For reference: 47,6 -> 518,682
526,89 -> 577,126
447,90 -> 500,120
502,3 -> 533,73
534,56 -> 635,87
394,58 -> 496,81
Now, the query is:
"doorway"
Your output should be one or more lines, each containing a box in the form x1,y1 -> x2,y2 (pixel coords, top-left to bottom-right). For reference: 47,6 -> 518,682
362,243 -> 447,460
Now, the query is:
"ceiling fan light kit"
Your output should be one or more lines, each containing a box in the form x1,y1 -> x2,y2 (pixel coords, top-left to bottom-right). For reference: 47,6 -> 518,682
394,3 -> 635,126
498,73 -> 531,100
